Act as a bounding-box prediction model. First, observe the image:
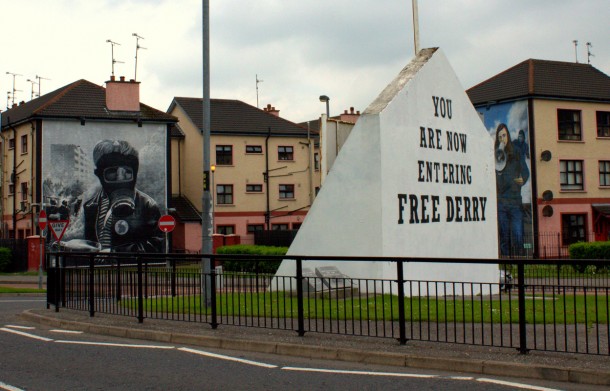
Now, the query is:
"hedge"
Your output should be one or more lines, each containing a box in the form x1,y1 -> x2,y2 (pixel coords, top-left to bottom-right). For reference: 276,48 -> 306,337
568,241 -> 610,273
216,245 -> 288,273
0,247 -> 12,272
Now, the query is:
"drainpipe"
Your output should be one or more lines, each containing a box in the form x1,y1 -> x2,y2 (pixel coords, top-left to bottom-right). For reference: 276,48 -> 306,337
265,127 -> 271,230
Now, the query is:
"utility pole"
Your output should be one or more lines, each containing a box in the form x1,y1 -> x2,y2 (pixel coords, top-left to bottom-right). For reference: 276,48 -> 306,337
412,0 -> 420,55
201,0 -> 213,307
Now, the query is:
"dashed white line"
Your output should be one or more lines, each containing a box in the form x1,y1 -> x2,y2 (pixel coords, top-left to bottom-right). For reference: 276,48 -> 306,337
49,329 -> 83,334
179,347 -> 278,368
4,325 -> 35,330
0,327 -> 53,342
477,377 -> 563,391
0,381 -> 24,391
55,340 -> 174,349
282,367 -> 437,378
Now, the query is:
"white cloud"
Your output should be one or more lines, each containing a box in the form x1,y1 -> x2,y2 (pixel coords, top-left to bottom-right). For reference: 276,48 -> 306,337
2,0 -> 608,123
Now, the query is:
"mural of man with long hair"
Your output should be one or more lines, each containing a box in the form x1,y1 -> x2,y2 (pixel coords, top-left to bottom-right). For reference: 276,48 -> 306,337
494,123 -> 529,257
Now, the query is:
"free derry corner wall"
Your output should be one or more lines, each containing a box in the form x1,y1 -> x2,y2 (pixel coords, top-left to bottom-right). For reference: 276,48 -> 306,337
273,48 -> 499,296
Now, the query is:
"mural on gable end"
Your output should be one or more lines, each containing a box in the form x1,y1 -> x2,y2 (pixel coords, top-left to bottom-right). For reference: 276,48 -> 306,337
41,121 -> 167,252
477,100 -> 533,258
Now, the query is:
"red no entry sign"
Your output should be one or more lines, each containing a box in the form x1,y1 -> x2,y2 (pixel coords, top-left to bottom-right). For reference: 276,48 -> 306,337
158,214 -> 176,233
38,210 -> 47,230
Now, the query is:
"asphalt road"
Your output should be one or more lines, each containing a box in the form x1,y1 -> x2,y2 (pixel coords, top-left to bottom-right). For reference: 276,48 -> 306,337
0,297 -> 603,391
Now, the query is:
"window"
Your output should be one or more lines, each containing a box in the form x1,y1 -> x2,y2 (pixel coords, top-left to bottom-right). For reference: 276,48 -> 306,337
597,111 -> 610,138
272,223 -> 289,230
8,138 -> 15,150
216,145 -> 233,165
246,145 -> 262,154
247,224 -> 264,233
216,225 -> 234,235
600,161 -> 610,186
8,184 -> 15,194
20,182 -> 28,201
246,184 -> 263,193
216,184 -> 233,204
20,135 -> 28,154
314,152 -> 320,170
562,214 -> 586,245
279,184 -> 294,199
560,160 -> 584,191
278,146 -> 293,161
557,109 -> 582,141
292,223 -> 302,230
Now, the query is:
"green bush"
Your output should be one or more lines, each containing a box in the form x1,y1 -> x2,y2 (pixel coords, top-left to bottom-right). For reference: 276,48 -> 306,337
216,245 -> 288,273
0,247 -> 12,272
569,241 -> 610,273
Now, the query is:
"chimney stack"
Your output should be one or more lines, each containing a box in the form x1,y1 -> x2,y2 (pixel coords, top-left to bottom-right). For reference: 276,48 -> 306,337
339,106 -> 360,123
263,103 -> 280,117
106,76 -> 140,111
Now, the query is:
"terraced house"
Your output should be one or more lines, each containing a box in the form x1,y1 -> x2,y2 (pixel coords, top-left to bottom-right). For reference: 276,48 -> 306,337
468,59 -> 610,258
167,98 -> 320,252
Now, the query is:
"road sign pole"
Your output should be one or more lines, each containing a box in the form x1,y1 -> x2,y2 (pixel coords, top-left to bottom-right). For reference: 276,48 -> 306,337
38,210 -> 48,290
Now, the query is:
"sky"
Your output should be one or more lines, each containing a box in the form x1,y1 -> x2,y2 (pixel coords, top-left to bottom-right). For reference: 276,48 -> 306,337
2,0 -> 608,123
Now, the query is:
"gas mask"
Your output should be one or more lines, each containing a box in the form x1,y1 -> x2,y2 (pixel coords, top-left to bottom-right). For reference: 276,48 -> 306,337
98,165 -> 137,218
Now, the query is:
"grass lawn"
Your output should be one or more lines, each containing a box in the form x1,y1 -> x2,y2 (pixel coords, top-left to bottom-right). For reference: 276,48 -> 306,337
128,293 -> 609,325
0,286 -> 46,294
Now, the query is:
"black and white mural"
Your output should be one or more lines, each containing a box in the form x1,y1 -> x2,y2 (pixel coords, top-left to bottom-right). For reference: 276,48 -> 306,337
41,121 -> 167,252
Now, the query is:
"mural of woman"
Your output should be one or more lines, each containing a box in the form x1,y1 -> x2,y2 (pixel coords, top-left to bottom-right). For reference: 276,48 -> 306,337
494,123 -> 529,257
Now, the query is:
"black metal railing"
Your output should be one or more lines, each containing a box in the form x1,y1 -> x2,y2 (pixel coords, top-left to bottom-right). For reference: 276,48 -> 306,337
46,252 -> 610,356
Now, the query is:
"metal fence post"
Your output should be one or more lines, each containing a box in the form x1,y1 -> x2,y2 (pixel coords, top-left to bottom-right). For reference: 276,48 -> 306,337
517,260 -> 529,354
137,256 -> 144,323
171,257 -> 177,297
210,255 -> 218,329
396,260 -> 407,345
296,258 -> 305,337
89,253 -> 95,317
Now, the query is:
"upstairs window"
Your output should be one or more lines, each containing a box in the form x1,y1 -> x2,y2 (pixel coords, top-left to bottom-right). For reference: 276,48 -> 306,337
278,146 -> 293,161
20,182 -> 28,201
557,109 -> 582,141
599,161 -> 610,187
216,145 -> 233,165
20,135 -> 28,154
597,111 -> 610,138
8,138 -> 15,150
279,184 -> 294,199
216,184 -> 234,204
560,160 -> 584,191
245,145 -> 262,154
246,184 -> 263,193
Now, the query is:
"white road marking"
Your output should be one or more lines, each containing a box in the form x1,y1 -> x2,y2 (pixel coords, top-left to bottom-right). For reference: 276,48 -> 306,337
281,367 -> 436,378
447,376 -> 475,381
0,327 -> 53,342
4,325 -> 35,330
49,329 -> 83,334
0,381 -> 25,391
477,377 -> 563,391
178,347 -> 278,368
54,340 -> 174,349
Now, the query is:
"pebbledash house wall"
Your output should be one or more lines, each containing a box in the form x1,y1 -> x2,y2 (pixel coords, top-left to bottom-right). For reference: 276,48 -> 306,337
533,99 -> 610,237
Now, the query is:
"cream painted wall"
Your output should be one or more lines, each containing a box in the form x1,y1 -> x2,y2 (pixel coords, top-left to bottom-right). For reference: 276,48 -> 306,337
533,99 -> 610,199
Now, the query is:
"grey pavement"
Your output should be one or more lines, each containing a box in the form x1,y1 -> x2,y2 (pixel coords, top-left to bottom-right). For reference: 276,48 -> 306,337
2,274 -> 610,387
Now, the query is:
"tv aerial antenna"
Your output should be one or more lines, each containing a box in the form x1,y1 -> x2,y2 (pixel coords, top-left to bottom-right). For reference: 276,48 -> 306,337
586,42 -> 594,64
26,78 -> 39,99
573,40 -> 578,63
106,39 -> 124,77
35,75 -> 51,97
133,33 -> 147,81
256,74 -> 263,108
5,71 -> 22,107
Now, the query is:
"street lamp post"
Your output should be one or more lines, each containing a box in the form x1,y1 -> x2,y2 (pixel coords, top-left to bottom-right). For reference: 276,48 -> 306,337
319,95 -> 330,117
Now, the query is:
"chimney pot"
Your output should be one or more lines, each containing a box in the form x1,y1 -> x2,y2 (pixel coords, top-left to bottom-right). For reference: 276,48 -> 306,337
350,107 -> 354,114
120,76 -> 125,82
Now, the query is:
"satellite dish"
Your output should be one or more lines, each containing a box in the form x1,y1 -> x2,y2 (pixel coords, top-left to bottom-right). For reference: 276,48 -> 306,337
542,205 -> 554,217
542,190 -> 554,201
541,150 -> 552,162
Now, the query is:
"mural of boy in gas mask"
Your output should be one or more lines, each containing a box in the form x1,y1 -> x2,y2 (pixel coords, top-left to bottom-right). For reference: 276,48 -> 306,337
83,139 -> 163,252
